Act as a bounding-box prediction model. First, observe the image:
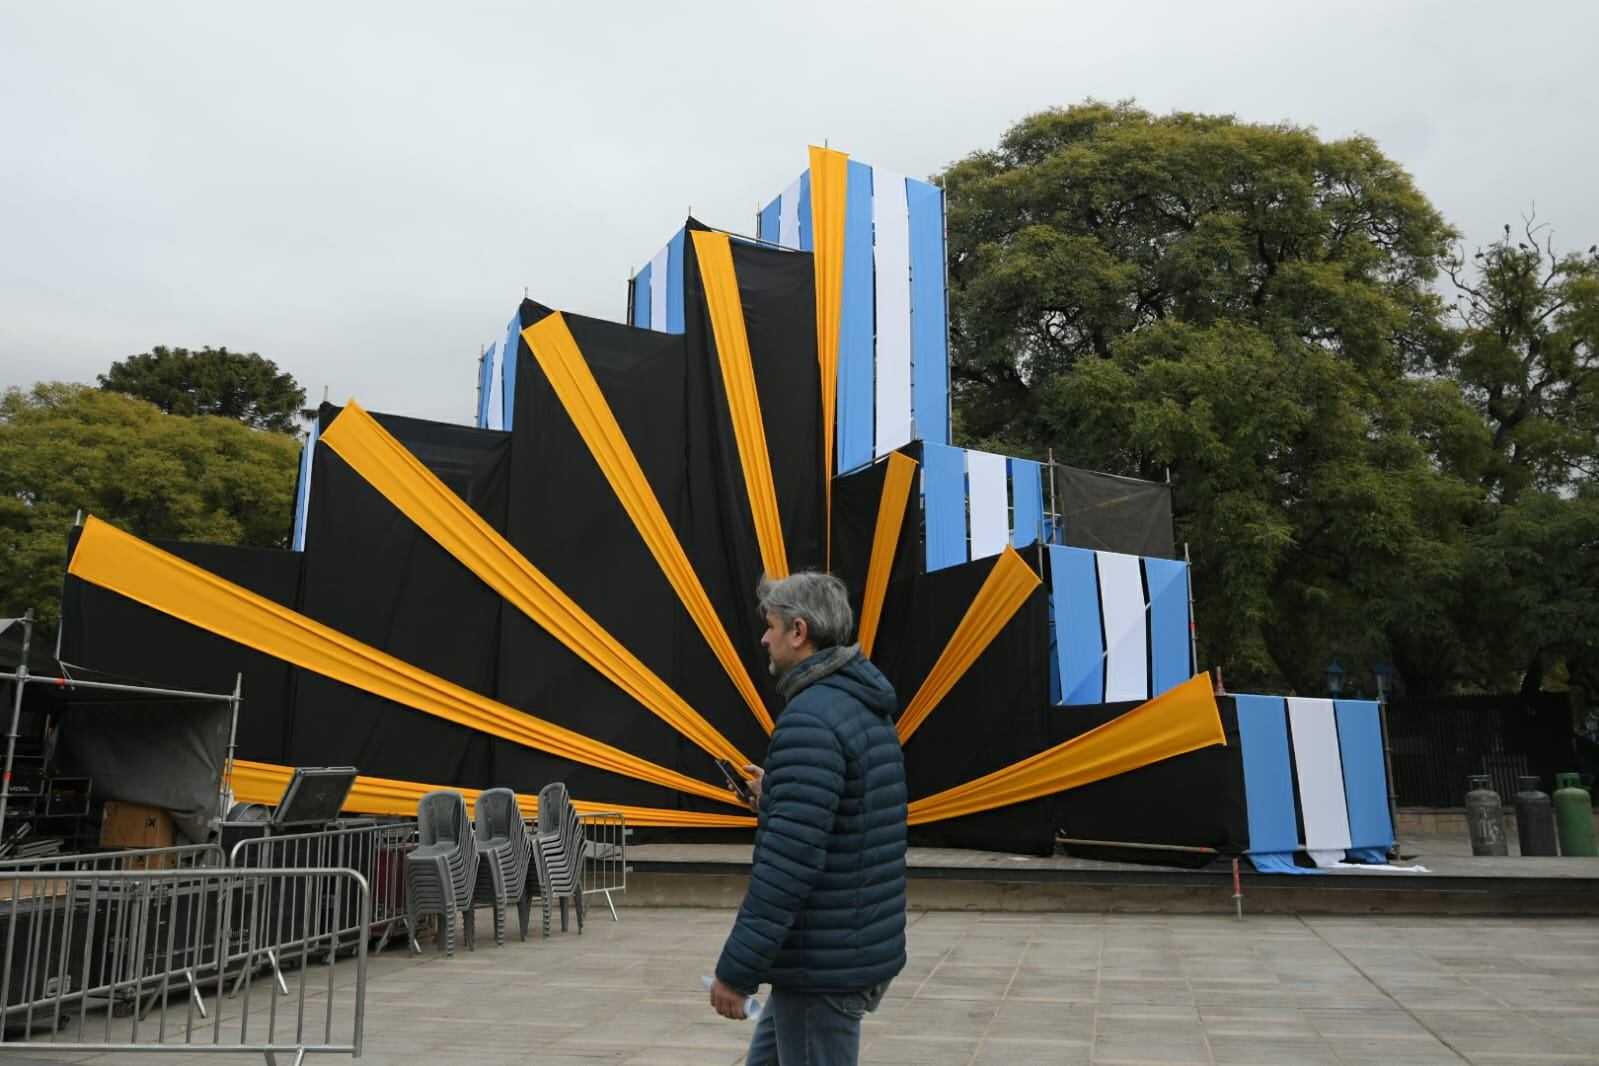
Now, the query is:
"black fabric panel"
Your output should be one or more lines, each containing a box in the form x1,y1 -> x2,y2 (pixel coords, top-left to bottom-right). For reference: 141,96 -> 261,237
1054,465 -> 1177,559
829,447 -> 921,635
1051,695 -> 1246,867
503,308 -> 765,814
871,548 -> 1057,855
729,236 -> 823,572
58,535 -> 302,765
293,403 -> 512,789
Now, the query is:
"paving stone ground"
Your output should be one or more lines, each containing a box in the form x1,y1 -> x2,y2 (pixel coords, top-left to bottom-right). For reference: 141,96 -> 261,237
6,906 -> 1599,1064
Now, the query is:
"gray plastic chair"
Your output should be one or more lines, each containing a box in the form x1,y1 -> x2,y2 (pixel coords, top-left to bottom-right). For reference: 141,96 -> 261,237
471,788 -> 532,946
532,782 -> 586,939
404,790 -> 478,955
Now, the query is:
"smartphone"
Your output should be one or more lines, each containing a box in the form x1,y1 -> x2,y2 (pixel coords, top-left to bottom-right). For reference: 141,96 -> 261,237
715,759 -> 755,803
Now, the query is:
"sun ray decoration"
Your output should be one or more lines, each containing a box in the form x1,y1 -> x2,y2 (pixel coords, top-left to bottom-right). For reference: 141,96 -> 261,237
231,759 -> 755,829
523,312 -> 775,734
66,516 -> 743,807
857,452 -> 918,657
319,400 -> 751,767
908,674 -> 1225,823
897,546 -> 1044,742
809,145 -> 849,564
691,229 -> 790,580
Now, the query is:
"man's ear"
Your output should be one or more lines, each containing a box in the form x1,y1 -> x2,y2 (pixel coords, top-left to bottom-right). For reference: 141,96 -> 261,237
791,617 -> 809,645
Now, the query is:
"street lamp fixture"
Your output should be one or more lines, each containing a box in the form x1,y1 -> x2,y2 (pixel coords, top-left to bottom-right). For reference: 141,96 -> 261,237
1371,662 -> 1393,702
1323,659 -> 1348,697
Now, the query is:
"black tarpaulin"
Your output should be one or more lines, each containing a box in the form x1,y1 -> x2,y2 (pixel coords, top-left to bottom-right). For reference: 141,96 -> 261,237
828,447 -> 921,633
872,547 -> 1058,855
504,307 -> 767,814
1051,696 -> 1247,867
1053,465 -> 1177,559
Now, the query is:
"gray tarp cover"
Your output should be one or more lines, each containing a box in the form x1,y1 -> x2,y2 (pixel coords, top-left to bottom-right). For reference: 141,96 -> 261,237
54,698 -> 230,843
1053,465 -> 1177,559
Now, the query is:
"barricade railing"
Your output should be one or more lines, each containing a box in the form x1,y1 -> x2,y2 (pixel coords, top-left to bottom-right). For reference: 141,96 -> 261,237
0,843 -> 224,875
0,866 -> 368,1063
576,811 -> 629,921
228,822 -> 416,958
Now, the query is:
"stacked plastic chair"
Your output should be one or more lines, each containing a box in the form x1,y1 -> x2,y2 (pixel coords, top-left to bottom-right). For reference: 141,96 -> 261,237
470,787 -> 532,946
404,790 -> 479,956
531,782 -> 586,939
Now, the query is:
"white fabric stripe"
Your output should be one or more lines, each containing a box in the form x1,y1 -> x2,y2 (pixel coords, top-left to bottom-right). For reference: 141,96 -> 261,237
484,343 -> 504,430
873,169 -> 913,456
649,245 -> 669,334
966,449 -> 1009,560
1286,697 -> 1354,866
1095,550 -> 1148,702
778,177 -> 802,249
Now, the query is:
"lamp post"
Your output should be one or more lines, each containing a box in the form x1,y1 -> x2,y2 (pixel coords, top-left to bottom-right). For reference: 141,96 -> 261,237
1323,659 -> 1348,698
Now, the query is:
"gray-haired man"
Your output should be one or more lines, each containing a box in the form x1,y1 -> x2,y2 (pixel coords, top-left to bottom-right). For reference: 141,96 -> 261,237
706,571 -> 908,1065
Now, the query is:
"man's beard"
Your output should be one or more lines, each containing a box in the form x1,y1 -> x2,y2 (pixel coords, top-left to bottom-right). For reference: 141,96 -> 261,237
767,657 -> 779,678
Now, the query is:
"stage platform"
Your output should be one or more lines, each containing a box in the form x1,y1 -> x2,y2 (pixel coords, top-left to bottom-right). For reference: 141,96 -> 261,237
622,832 -> 1599,916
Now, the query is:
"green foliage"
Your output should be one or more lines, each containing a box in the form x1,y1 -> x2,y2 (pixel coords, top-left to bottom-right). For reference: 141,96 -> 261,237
941,102 -> 1598,695
99,346 -> 306,434
0,384 -> 300,628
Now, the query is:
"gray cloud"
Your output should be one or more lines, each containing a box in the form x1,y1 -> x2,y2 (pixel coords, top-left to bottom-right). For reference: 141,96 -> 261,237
3,1 -> 1596,425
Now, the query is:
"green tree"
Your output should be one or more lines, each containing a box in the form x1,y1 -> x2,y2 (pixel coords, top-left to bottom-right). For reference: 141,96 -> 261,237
99,346 -> 306,434
0,383 -> 300,628
939,102 -> 1469,693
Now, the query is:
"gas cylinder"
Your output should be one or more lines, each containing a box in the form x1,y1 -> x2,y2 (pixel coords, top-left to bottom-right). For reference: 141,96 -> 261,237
1552,773 -> 1597,857
1512,776 -> 1557,857
1465,775 -> 1508,856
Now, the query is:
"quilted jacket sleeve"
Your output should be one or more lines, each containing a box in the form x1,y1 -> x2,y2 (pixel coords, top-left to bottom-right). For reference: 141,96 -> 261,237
714,707 -> 844,994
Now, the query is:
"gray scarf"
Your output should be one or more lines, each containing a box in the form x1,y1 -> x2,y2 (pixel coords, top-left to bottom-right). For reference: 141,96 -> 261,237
775,643 -> 860,704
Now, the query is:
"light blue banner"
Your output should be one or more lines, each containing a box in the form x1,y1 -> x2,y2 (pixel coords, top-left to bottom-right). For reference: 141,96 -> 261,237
475,342 -> 495,429
836,160 -> 875,473
907,177 -> 948,446
1010,459 -> 1044,547
1236,695 -> 1312,874
1335,699 -> 1394,862
500,313 -> 520,432
922,442 -> 967,572
1145,557 -> 1190,697
796,170 -> 812,251
1047,545 -> 1103,706
632,262 -> 651,330
666,229 -> 685,334
758,196 -> 780,244
291,418 -> 321,552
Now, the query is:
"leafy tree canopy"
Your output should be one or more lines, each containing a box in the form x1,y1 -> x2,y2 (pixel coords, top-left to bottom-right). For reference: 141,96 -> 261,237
0,384 -> 300,628
940,101 -> 1597,696
99,346 -> 306,434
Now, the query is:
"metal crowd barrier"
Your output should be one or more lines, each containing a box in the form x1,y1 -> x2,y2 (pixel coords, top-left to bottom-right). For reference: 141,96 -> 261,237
576,811 -> 629,921
228,822 -> 417,958
0,866 -> 368,1064
0,843 -> 224,875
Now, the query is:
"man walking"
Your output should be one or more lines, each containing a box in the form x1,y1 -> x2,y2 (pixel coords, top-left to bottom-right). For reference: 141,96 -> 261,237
707,571 -> 907,1064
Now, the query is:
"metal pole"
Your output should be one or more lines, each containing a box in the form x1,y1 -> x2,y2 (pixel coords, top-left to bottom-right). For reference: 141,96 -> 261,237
1231,857 -> 1244,921
1378,687 -> 1401,861
475,346 -> 485,426
1047,450 -> 1059,544
1183,542 -> 1198,676
220,673 -> 243,828
1,610 -> 34,837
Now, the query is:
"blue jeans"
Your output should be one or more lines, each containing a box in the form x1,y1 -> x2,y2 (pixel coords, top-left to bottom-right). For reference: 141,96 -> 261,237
745,982 -> 888,1065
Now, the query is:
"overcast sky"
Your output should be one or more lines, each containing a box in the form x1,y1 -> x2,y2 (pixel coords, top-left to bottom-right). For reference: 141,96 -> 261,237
4,2 -> 1596,428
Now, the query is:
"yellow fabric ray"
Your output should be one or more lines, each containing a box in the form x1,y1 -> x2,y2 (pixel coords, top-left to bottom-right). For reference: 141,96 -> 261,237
522,312 -> 774,734
690,230 -> 789,579
320,401 -> 749,767
897,547 -> 1044,742
232,759 -> 755,829
909,674 -> 1225,824
857,452 -> 918,657
67,516 -> 740,807
809,145 -> 848,562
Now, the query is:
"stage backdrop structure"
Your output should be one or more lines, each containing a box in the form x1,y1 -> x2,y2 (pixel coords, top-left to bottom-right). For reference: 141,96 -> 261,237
58,146 -> 1391,868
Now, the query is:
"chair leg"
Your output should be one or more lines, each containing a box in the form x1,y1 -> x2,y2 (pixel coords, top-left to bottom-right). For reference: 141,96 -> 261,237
516,890 -> 531,942
463,907 -> 476,952
541,890 -> 552,940
492,898 -> 506,948
559,896 -> 568,933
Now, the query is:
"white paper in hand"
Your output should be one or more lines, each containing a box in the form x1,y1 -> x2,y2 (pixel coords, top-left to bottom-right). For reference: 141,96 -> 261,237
701,975 -> 763,1021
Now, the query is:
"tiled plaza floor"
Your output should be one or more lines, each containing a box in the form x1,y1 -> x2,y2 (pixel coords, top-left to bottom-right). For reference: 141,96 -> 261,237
7,906 -> 1599,1064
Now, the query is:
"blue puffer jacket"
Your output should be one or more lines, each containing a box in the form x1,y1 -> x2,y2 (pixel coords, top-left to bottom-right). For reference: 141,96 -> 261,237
715,645 -> 907,995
